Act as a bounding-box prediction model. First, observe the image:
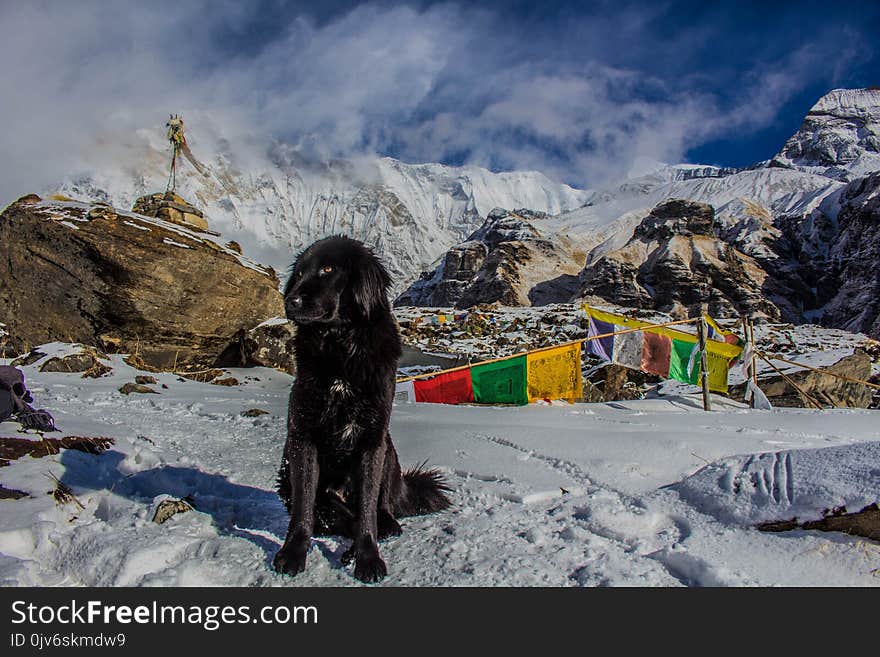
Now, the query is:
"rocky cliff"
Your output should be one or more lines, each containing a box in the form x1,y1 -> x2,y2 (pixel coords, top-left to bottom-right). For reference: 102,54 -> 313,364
0,195 -> 283,368
395,208 -> 585,308
577,199 -> 782,319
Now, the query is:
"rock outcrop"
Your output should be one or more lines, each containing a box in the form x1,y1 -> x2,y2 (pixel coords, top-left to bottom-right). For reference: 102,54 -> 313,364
729,350 -> 873,408
214,318 -> 297,374
0,196 -> 283,369
578,199 -> 781,320
395,208 -> 585,308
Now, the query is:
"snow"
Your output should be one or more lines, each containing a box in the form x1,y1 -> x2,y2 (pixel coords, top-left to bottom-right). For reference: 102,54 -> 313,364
162,238 -> 193,249
123,220 -> 151,231
2,348 -> 878,587
255,317 -> 290,328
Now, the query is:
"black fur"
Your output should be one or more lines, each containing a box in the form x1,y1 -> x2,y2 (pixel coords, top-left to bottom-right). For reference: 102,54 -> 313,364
273,235 -> 451,583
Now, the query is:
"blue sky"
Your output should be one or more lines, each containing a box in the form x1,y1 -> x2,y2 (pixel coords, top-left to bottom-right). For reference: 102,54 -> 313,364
1,0 -> 878,199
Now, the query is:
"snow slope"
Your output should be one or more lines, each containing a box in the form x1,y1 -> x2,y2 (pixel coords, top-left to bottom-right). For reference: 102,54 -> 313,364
2,349 -> 877,587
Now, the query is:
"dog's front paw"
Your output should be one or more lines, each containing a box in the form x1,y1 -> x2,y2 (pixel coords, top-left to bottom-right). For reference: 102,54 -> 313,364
272,543 -> 308,577
354,553 -> 387,583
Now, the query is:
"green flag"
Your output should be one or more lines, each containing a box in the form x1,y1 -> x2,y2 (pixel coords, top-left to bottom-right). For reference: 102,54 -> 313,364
668,338 -> 700,385
470,356 -> 528,405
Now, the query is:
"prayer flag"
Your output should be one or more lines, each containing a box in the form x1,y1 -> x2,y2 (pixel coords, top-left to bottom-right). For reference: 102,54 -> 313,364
527,343 -> 582,402
471,356 -> 528,405
413,369 -> 475,404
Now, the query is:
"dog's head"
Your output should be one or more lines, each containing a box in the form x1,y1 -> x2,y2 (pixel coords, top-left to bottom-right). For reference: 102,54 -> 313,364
283,236 -> 392,324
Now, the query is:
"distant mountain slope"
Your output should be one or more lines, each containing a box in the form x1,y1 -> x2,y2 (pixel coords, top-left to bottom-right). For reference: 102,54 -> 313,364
53,127 -> 588,291
397,88 -> 880,338
771,87 -> 880,180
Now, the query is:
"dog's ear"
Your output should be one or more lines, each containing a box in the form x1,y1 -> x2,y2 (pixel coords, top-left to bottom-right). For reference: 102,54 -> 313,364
351,249 -> 391,319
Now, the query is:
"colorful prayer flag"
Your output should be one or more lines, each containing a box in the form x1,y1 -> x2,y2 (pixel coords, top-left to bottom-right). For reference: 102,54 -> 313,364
413,369 -> 475,404
640,330 -> 671,378
470,356 -> 528,405
527,343 -> 582,402
586,315 -> 614,361
669,338 -> 700,385
611,329 -> 644,371
583,305 -> 742,392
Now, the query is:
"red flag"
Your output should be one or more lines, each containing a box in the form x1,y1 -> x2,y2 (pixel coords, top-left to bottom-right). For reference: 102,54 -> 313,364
640,331 -> 672,378
414,369 -> 475,404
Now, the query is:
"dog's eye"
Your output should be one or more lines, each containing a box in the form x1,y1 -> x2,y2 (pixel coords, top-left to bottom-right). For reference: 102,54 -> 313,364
319,266 -> 334,276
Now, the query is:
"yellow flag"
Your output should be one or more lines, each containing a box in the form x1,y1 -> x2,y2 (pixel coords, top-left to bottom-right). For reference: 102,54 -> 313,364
527,343 -> 583,402
706,349 -> 732,393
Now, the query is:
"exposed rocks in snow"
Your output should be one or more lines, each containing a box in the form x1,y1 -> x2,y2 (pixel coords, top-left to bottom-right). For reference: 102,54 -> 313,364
0,435 -> 114,467
39,347 -> 108,375
214,320 -> 297,374
118,383 -> 158,395
757,503 -> 880,541
0,484 -> 27,500
13,345 -> 113,379
0,196 -> 284,369
210,377 -> 240,387
585,364 -> 660,402
151,497 -> 194,524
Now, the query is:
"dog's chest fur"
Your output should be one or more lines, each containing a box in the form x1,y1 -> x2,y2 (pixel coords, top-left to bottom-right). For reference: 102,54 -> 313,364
291,324 -> 394,453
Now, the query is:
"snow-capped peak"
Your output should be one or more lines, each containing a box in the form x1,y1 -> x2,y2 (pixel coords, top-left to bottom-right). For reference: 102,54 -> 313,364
772,87 -> 880,180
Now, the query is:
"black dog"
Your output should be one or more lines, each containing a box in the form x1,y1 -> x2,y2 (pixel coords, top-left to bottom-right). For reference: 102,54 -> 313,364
274,235 -> 451,583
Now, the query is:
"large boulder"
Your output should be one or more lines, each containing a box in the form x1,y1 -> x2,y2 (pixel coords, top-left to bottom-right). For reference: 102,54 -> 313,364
214,318 -> 297,374
0,196 -> 283,370
729,350 -> 873,408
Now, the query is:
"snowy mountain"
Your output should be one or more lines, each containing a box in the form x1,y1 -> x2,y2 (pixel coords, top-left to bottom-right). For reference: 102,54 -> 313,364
771,88 -> 880,180
398,88 -> 880,337
53,123 -> 588,291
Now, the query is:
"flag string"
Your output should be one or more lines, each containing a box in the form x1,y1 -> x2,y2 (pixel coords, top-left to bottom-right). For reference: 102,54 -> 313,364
396,316 -> 699,383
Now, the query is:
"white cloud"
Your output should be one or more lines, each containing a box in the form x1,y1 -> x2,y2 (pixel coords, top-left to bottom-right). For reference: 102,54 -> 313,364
0,1 -> 861,206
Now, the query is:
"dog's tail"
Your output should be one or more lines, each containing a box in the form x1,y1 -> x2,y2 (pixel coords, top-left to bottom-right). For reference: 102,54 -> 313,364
396,461 -> 452,517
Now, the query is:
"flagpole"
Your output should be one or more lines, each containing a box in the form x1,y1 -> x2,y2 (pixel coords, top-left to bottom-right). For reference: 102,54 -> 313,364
697,316 -> 711,411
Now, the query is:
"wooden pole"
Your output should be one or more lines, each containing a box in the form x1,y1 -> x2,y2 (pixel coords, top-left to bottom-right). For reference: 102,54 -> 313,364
756,351 -> 825,409
741,316 -> 755,408
697,317 -> 711,411
748,319 -> 758,387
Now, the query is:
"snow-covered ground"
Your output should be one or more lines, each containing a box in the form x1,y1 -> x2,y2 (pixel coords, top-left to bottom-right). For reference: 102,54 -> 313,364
2,347 -> 878,587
